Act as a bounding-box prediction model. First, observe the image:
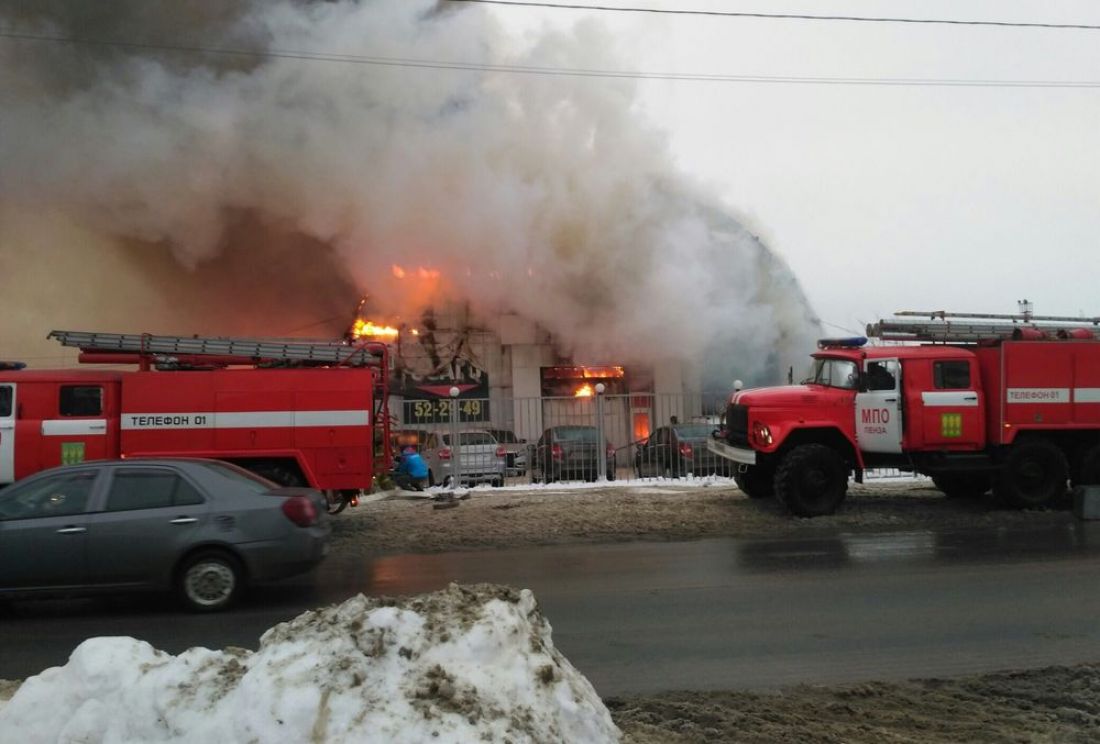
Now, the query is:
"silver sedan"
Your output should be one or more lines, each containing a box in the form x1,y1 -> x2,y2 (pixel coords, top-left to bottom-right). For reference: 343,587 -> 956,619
0,459 -> 330,611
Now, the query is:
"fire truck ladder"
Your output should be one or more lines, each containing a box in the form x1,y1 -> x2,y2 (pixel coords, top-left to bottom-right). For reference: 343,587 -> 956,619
49,329 -> 395,472
867,310 -> 1100,343
48,329 -> 386,368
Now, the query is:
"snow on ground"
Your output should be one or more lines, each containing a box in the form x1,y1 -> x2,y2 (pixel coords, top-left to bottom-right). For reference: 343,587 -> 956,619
0,584 -> 620,744
374,470 -> 928,502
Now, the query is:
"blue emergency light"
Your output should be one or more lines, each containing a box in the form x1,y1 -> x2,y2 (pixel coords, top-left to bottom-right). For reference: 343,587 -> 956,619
816,337 -> 867,349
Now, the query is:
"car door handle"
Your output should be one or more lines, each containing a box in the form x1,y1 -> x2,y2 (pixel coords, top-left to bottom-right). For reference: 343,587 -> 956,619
883,397 -> 898,403
963,395 -> 978,401
56,526 -> 86,535
170,517 -> 198,525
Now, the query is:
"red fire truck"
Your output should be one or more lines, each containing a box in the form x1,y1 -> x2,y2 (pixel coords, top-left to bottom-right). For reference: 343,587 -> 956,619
708,310 -> 1100,517
0,330 -> 392,514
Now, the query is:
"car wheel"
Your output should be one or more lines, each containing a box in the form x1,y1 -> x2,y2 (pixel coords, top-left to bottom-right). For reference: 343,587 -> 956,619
177,551 -> 243,612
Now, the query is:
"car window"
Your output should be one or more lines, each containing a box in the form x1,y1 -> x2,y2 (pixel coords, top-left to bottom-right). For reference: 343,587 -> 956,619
673,424 -> 713,439
105,470 -> 204,511
60,385 -> 103,417
553,427 -> 598,442
0,385 -> 11,418
441,432 -> 495,446
493,430 -> 518,443
106,471 -> 175,511
0,471 -> 98,520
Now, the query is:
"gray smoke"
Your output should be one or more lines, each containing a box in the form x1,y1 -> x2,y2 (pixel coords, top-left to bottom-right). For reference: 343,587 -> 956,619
0,0 -> 819,385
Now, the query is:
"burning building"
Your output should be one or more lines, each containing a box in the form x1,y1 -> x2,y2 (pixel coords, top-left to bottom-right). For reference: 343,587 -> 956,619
0,0 -> 821,429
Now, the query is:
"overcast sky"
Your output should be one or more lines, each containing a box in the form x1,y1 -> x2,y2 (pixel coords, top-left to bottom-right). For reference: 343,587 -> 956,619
492,0 -> 1100,337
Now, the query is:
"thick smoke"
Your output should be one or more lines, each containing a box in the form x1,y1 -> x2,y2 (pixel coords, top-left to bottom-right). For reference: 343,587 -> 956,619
0,0 -> 819,385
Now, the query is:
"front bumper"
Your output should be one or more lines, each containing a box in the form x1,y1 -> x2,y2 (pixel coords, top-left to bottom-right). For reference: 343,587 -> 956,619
706,438 -> 757,466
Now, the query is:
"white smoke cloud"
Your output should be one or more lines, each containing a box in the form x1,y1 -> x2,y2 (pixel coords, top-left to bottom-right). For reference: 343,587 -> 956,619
0,0 -> 819,384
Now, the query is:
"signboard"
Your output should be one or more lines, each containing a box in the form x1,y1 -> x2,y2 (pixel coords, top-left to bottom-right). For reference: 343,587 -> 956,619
403,398 -> 490,425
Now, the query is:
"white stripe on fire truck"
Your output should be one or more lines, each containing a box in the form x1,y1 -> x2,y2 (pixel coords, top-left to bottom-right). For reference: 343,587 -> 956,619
42,419 -> 108,437
119,410 -> 370,431
920,391 -> 979,408
1075,388 -> 1100,403
1005,388 -> 1070,404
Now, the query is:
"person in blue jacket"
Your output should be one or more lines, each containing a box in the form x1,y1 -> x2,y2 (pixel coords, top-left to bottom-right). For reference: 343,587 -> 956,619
394,446 -> 429,491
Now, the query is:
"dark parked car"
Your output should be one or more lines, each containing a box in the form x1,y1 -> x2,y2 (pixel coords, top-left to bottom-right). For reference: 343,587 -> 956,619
529,426 -> 616,483
635,423 -> 732,478
0,459 -> 330,611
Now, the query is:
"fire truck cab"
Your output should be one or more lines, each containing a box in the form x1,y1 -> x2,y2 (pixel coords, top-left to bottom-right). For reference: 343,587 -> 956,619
710,313 -> 1100,517
0,369 -> 122,485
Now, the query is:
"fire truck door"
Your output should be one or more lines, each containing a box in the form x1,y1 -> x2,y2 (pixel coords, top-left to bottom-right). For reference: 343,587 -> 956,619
43,383 -> 111,467
0,384 -> 14,484
855,358 -> 903,453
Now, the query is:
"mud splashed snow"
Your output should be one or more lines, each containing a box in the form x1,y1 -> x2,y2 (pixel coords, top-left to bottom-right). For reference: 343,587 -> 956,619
0,584 -> 619,743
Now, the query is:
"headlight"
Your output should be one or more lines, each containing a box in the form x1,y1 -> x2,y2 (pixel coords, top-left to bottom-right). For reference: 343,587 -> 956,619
753,422 -> 773,446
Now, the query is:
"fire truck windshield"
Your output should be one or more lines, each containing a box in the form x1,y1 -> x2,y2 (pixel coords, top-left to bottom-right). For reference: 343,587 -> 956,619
810,358 -> 859,390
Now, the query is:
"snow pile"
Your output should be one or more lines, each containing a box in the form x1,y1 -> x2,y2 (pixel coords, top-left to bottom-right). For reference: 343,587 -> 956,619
0,584 -> 620,744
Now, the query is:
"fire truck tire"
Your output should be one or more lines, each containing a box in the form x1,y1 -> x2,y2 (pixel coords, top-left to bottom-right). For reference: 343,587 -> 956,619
1073,443 -> 1100,486
251,461 -> 305,488
932,474 -> 991,499
177,550 -> 243,612
324,491 -> 350,515
994,440 -> 1069,509
774,444 -> 848,517
733,465 -> 775,499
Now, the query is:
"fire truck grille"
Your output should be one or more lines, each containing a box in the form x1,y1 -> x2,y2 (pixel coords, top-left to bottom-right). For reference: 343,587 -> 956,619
725,404 -> 749,448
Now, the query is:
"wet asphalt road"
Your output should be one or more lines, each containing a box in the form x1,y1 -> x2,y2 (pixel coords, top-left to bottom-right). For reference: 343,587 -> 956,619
4,521 -> 1100,696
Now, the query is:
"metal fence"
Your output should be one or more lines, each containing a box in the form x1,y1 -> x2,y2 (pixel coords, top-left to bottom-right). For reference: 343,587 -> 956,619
392,392 -> 928,486
394,392 -> 730,484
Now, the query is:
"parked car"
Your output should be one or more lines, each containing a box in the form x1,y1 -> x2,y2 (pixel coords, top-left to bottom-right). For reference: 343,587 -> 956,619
421,430 -> 506,487
0,459 -> 330,612
634,423 -> 733,478
485,428 -> 528,476
529,426 -> 616,483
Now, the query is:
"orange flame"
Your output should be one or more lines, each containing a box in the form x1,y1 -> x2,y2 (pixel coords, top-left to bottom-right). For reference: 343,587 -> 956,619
574,383 -> 594,398
391,264 -> 406,279
351,319 -> 400,341
417,266 -> 440,279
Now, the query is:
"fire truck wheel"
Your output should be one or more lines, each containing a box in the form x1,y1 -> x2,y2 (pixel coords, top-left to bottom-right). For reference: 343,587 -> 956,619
932,474 -> 991,499
1073,443 -> 1100,486
994,439 -> 1069,509
324,491 -> 349,515
733,465 -> 775,499
774,444 -> 847,517
177,551 -> 243,612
